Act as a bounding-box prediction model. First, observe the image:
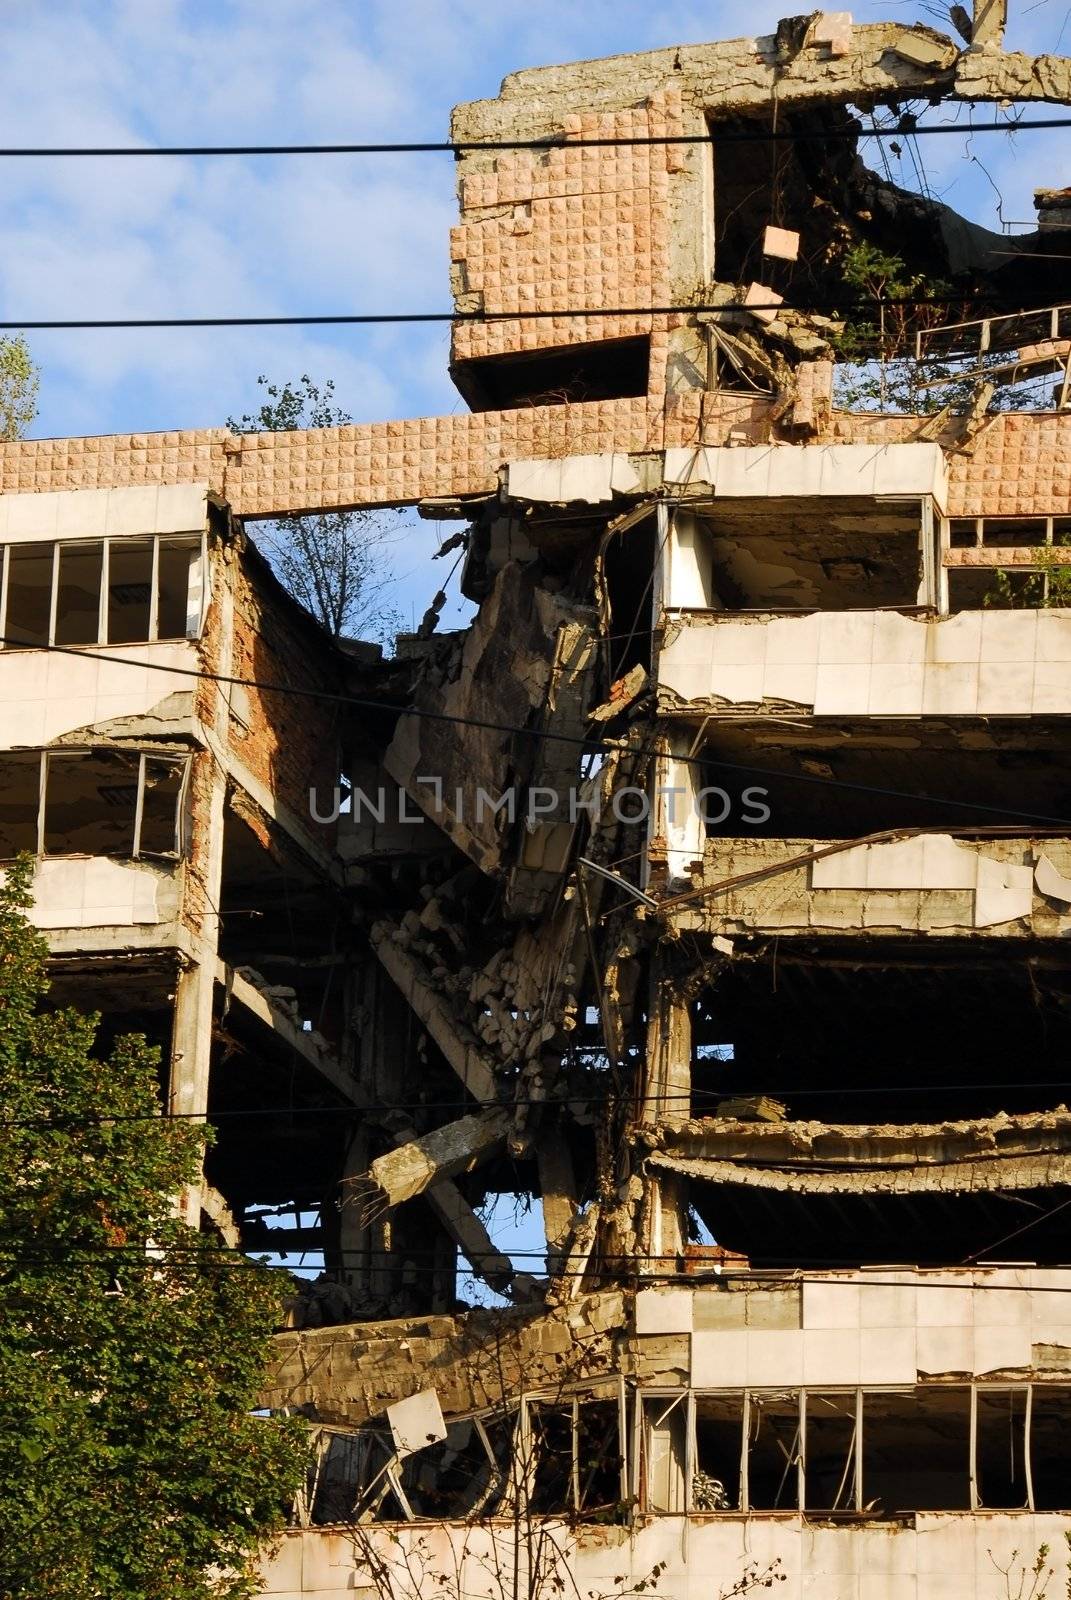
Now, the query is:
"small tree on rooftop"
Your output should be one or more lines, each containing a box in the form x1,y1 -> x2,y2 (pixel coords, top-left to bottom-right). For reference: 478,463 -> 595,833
228,375 -> 403,645
0,858 -> 309,1600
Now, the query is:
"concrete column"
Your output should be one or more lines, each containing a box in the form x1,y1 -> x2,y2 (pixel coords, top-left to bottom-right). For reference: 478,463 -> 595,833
640,950 -> 692,1271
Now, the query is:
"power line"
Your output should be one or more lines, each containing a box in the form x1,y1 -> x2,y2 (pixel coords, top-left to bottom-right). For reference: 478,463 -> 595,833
0,294 -> 1053,331
5,1082 -> 1071,1131
2,1242 -> 1070,1281
4,636 -> 1069,830
2,119 -> 1068,159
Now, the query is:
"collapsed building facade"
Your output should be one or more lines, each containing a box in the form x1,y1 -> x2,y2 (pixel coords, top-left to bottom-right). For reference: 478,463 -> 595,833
4,2 -> 1071,1593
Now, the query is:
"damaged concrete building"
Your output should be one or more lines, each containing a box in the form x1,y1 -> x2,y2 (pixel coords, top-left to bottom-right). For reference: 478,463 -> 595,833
4,2 -> 1071,1594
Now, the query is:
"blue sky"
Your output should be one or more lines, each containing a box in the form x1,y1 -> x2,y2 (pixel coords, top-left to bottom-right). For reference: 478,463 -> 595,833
2,1 -> 1068,623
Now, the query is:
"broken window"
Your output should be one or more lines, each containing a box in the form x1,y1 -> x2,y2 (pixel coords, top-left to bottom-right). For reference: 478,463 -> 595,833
55,543 -> 103,646
0,534 -> 204,649
862,1388 -> 970,1515
746,1390 -> 801,1510
527,1393 -> 624,1516
692,1392 -> 743,1511
804,1391 -> 858,1513
107,539 -> 154,644
1029,1387 -> 1071,1512
0,748 -> 188,861
0,751 -> 42,856
138,757 -> 185,854
44,750 -> 141,857
5,543 -> 54,646
642,1394 -> 687,1512
400,1417 -> 508,1519
156,536 -> 202,639
975,1386 -> 1029,1510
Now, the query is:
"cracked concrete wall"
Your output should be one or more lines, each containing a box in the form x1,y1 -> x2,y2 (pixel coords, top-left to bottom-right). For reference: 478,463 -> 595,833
675,835 -> 1071,937
658,609 -> 1071,718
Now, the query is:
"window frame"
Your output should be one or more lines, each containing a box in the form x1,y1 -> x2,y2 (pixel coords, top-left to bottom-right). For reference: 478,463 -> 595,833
0,747 -> 190,862
638,1383 -> 1063,1518
0,532 -> 207,650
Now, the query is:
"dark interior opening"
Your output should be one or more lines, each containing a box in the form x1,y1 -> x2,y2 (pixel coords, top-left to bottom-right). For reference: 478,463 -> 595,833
604,514 -> 657,680
693,940 -> 1071,1124
804,1392 -> 857,1512
746,1391 -> 800,1509
862,1389 -> 970,1514
693,1392 -> 744,1510
452,335 -> 649,412
55,542 -> 103,646
0,751 -> 41,856
5,543 -> 53,646
1030,1387 -> 1071,1510
976,1388 -> 1029,1509
699,717 -> 1071,838
43,749 -> 140,856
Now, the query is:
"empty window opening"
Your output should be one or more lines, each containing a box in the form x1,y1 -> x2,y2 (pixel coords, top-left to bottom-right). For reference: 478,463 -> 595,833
55,543 -> 103,646
0,751 -> 41,856
44,750 -> 140,857
603,513 -> 657,680
947,567 -> 1053,610
0,533 -> 203,651
664,502 -> 924,614
804,1392 -> 858,1513
863,1388 -> 970,1515
528,1396 -> 624,1516
746,1391 -> 801,1510
452,336 -> 649,412
139,757 -> 185,854
157,537 -> 202,639
108,539 -> 154,644
5,543 -> 54,646
692,1393 -> 743,1511
975,1387 -> 1029,1510
1,749 -> 188,862
1029,1387 -> 1071,1511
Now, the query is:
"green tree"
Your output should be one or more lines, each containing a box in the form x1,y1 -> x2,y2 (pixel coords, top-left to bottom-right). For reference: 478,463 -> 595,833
0,859 -> 308,1600
0,334 -> 40,441
228,375 -> 402,643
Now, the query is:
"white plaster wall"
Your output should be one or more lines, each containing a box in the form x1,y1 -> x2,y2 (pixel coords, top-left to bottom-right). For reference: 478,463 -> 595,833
659,610 -> 1071,715
0,482 -> 207,543
22,857 -> 169,929
259,1513 -> 1071,1599
0,640 -> 199,745
662,442 -> 948,505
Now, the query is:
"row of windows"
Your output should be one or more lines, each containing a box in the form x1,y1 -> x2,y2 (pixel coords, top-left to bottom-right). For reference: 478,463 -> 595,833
0,535 -> 204,649
0,749 -> 188,860
641,1385 -> 1071,1517
296,1383 -> 1071,1528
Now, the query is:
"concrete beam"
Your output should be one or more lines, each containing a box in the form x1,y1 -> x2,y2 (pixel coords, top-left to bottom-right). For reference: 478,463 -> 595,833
369,924 -> 500,1105
218,960 -> 365,1108
360,1110 -> 511,1213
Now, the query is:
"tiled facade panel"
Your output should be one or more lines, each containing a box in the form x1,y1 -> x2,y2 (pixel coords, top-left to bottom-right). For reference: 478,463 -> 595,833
450,91 -> 679,381
3,407 -> 1070,520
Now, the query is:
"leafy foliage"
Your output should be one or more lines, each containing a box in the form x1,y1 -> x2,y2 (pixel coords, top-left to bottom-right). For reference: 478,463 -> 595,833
0,860 -> 308,1599
831,243 -> 1039,416
228,375 -> 402,643
986,539 -> 1071,610
0,334 -> 40,441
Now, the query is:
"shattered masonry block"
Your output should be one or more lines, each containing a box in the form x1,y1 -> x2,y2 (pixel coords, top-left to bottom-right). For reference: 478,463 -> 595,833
812,11 -> 853,54
743,281 -> 785,325
763,225 -> 801,262
891,30 -> 956,67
